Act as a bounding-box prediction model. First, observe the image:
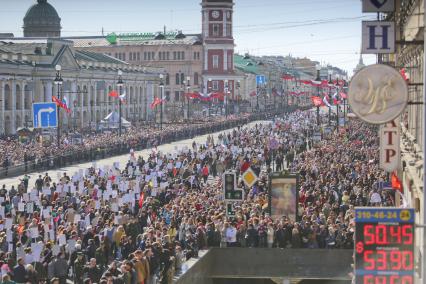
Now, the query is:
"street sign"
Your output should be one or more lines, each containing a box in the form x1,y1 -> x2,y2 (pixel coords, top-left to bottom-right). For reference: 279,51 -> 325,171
242,167 -> 258,188
223,171 -> 244,201
256,75 -> 266,86
354,207 -> 415,284
33,103 -> 57,128
362,0 -> 395,12
362,21 -> 395,54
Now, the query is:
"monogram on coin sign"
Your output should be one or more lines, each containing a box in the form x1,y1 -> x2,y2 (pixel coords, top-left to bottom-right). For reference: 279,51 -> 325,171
348,64 -> 408,124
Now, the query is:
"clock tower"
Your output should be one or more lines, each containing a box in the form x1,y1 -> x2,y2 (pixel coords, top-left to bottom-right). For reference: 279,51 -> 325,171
201,0 -> 238,100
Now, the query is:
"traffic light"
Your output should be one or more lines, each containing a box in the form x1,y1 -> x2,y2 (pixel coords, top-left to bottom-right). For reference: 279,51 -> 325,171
223,171 -> 243,201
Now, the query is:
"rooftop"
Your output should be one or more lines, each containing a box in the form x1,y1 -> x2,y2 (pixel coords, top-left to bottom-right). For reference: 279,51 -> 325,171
66,32 -> 202,48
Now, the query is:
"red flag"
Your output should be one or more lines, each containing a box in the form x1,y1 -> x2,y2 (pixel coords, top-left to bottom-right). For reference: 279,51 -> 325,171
108,90 -> 119,98
282,74 -> 294,81
138,192 -> 145,208
311,96 -> 323,107
52,96 -> 71,113
150,97 -> 165,109
400,68 -> 409,81
391,172 -> 403,193
241,161 -> 250,173
172,167 -> 178,177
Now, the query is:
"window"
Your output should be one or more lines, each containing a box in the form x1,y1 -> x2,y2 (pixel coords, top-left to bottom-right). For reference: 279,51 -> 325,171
115,53 -> 118,58
165,91 -> 170,102
213,55 -> 219,69
144,52 -> 147,60
151,52 -> 155,60
137,52 -> 140,60
181,73 -> 185,85
166,73 -> 170,85
194,72 -> 199,85
129,53 -> 133,61
166,52 -> 170,60
226,24 -> 232,37
176,73 -> 180,85
159,52 -> 162,60
194,52 -> 197,60
228,54 -> 232,70
122,53 -> 126,61
174,91 -> 180,101
213,24 -> 220,36
133,52 -> 136,60
177,52 -> 181,60
173,51 -> 177,60
181,51 -> 185,60
212,80 -> 219,90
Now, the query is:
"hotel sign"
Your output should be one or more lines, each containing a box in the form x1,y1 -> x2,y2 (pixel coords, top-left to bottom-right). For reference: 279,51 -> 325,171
348,64 -> 408,124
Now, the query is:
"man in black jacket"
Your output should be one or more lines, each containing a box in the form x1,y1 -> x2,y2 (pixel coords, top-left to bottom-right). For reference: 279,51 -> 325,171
12,258 -> 27,283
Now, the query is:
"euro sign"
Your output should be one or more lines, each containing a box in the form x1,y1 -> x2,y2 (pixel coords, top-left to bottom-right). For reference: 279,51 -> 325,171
354,77 -> 396,115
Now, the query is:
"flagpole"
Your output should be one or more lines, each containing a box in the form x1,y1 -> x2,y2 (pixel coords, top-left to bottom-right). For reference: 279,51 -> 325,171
54,65 -> 63,149
117,70 -> 124,137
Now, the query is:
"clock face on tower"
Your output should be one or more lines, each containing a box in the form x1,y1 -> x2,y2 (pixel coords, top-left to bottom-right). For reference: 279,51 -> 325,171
212,10 -> 220,19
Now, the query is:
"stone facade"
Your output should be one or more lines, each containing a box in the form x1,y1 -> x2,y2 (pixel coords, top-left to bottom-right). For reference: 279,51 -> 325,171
0,39 -> 162,135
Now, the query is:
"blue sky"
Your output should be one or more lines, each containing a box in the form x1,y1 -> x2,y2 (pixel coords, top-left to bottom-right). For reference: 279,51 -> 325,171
1,0 -> 376,75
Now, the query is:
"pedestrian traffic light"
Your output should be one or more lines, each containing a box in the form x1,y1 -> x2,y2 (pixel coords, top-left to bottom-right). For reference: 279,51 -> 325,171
226,202 -> 236,217
223,171 -> 243,201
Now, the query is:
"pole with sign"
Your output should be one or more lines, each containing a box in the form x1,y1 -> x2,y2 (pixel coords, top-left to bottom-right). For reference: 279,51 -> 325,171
354,207 -> 415,284
223,171 -> 243,201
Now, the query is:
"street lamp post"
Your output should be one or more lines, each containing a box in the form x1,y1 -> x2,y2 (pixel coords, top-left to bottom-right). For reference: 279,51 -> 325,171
328,69 -> 333,126
335,76 -> 340,132
315,64 -> 321,126
159,74 -> 164,130
117,70 -> 124,137
236,80 -> 240,115
186,77 -> 191,120
53,64 -> 63,148
208,78 -> 212,117
224,80 -> 228,118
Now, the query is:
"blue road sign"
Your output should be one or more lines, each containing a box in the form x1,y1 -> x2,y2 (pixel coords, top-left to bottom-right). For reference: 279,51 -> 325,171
33,102 -> 57,128
256,75 -> 266,86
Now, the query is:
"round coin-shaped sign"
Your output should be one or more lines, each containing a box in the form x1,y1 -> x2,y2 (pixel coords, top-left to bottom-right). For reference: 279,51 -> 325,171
348,64 -> 408,124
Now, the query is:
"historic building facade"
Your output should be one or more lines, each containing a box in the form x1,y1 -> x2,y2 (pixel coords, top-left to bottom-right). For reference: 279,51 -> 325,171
201,0 -> 241,100
386,1 -> 425,282
0,38 -> 162,135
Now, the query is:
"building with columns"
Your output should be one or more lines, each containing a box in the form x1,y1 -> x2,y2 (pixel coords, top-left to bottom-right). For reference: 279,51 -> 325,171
0,38 -> 162,135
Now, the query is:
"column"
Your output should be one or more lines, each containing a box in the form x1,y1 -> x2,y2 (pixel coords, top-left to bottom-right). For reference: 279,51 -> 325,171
11,81 -> 16,134
71,81 -> 77,130
143,82 -> 147,120
45,81 -> 52,102
0,80 -> 4,134
223,49 -> 228,71
94,83 -> 98,127
21,81 -> 25,127
80,83 -> 84,129
204,48 -> 208,71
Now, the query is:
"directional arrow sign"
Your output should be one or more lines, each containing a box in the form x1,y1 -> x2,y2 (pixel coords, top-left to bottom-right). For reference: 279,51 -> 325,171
33,102 -> 58,128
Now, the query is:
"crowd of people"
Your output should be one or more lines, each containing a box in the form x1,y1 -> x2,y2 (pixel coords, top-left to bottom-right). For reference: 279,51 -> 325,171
0,114 -> 255,175
0,109 -> 393,284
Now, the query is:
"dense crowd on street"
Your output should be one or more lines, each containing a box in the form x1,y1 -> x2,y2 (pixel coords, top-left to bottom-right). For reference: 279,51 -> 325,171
0,109 -> 393,284
0,114 -> 255,175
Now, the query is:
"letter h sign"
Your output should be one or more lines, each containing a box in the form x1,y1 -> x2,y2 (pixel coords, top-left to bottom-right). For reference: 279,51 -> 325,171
362,21 -> 395,54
